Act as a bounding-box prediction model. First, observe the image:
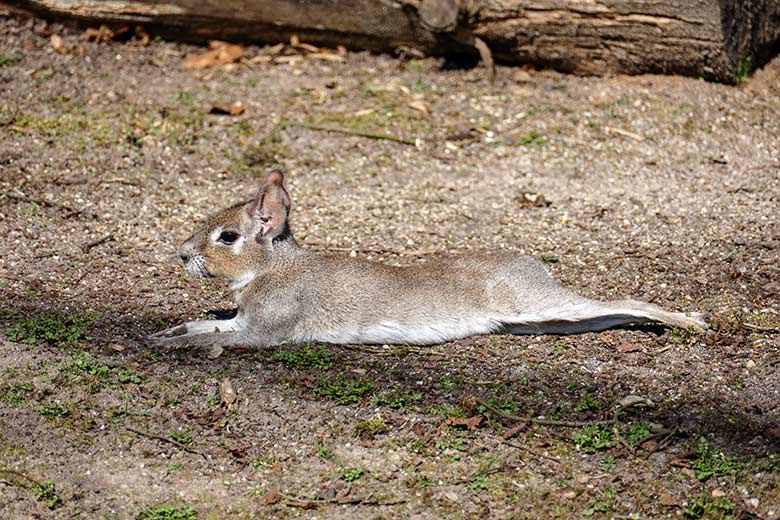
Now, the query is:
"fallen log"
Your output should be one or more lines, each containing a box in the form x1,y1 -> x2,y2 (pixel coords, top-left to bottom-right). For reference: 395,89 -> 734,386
4,0 -> 779,83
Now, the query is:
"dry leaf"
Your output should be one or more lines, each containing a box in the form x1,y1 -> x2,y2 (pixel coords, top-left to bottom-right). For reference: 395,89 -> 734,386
617,395 -> 654,409
82,27 -> 104,42
658,492 -> 680,507
207,345 -> 223,359
604,126 -> 644,141
513,69 -> 532,83
353,108 -> 374,117
516,192 -> 551,208
285,498 -> 318,509
306,52 -> 345,62
220,378 -> 238,411
249,55 -> 273,64
411,423 -> 428,437
669,458 -> 692,468
274,55 -> 303,65
210,103 -> 245,116
265,43 -> 285,55
501,423 -> 528,440
438,415 -> 482,435
33,23 -> 54,37
133,25 -> 150,47
50,35 -> 66,54
640,439 -> 658,452
83,25 -> 128,43
185,40 -> 244,69
408,100 -> 430,114
258,489 -> 280,506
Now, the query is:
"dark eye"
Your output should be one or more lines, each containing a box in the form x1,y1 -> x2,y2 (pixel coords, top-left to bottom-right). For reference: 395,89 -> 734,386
218,230 -> 239,244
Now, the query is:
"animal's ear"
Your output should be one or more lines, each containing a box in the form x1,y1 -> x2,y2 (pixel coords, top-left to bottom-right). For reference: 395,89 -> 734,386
247,169 -> 292,241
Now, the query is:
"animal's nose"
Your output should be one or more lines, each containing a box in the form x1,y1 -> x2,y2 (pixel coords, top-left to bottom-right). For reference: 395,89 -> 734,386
179,239 -> 195,264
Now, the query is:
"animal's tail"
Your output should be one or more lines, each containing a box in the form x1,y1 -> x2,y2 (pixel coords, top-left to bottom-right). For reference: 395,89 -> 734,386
501,299 -> 707,335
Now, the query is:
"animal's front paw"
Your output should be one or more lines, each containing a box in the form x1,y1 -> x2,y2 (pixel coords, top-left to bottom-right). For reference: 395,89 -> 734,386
149,324 -> 187,339
148,324 -> 189,347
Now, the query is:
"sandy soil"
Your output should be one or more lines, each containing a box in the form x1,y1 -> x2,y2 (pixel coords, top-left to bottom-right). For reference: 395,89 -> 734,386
1,13 -> 779,520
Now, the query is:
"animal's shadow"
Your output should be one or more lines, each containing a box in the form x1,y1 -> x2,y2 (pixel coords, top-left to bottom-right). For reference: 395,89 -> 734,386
2,293 -> 778,459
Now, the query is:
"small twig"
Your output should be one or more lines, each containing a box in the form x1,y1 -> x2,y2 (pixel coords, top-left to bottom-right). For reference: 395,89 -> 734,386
293,121 -> 417,146
613,426 -> 634,455
4,191 -> 80,215
476,398 -> 616,428
473,37 -> 495,83
604,126 -> 644,141
0,273 -> 27,282
99,177 -> 141,186
125,426 -> 202,456
279,492 -> 405,507
81,233 -> 115,253
743,322 -> 780,333
452,464 -> 506,484
501,439 -> 561,464
0,468 -> 46,490
655,428 -> 680,452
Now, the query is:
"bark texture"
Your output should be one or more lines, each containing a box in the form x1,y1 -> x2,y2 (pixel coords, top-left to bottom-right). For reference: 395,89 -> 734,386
5,0 -> 780,83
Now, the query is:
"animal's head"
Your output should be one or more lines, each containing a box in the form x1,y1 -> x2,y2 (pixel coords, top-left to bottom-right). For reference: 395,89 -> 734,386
178,170 -> 292,282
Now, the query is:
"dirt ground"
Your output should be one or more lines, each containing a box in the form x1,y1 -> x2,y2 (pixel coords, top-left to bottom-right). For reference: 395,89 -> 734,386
1,13 -> 779,520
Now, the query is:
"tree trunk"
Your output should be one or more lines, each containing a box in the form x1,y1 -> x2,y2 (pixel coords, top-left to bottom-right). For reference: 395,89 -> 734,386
5,0 -> 780,83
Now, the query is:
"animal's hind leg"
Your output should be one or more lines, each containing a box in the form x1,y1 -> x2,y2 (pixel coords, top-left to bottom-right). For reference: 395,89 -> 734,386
502,299 -> 706,335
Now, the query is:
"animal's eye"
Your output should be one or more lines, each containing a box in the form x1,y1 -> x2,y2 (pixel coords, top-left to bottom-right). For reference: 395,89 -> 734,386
218,230 -> 240,244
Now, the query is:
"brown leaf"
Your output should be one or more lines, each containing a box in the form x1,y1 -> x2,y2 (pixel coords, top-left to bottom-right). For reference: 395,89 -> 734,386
285,498 -> 318,509
501,423 -> 528,440
408,100 -> 430,114
335,482 -> 352,499
33,23 -> 54,37
669,458 -> 692,468
658,492 -> 680,507
513,69 -> 532,83
306,52 -> 345,62
439,415 -> 482,434
316,486 -> 337,500
258,489 -> 281,506
515,192 -> 551,208
220,378 -> 238,411
50,35 -> 66,54
264,43 -> 285,56
640,439 -> 658,452
411,423 -> 428,437
210,103 -> 245,116
226,443 -> 250,460
133,26 -> 150,47
185,41 -> 244,69
82,25 -> 128,43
